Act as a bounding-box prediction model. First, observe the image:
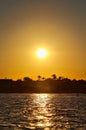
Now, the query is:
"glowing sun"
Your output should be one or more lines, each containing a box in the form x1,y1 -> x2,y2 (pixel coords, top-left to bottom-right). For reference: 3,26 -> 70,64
36,48 -> 47,59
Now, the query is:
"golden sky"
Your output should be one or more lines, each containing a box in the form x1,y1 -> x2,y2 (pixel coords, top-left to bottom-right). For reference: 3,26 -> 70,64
0,0 -> 86,80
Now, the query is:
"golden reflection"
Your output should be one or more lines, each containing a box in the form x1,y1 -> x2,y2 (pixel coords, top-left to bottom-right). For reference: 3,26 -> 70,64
40,94 -> 48,99
32,94 -> 52,129
36,94 -> 49,108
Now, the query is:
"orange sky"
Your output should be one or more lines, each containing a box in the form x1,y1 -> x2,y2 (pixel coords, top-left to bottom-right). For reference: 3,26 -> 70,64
0,0 -> 86,80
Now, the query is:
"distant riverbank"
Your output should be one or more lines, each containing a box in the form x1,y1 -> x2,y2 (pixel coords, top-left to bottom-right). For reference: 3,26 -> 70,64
0,78 -> 86,93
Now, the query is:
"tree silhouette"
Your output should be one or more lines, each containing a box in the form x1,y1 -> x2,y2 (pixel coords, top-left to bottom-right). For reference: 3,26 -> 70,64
38,75 -> 41,81
42,77 -> 45,80
0,75 -> 86,93
58,76 -> 63,80
24,77 -> 32,82
52,74 -> 57,80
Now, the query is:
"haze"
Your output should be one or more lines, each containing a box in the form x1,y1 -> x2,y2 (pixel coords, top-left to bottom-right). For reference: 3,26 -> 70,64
0,0 -> 86,80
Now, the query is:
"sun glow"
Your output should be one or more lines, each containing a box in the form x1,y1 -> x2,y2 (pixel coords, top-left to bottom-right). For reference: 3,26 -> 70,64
36,48 -> 47,59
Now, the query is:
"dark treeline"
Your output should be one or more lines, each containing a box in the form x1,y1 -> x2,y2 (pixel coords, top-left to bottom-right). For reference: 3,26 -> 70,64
0,75 -> 86,93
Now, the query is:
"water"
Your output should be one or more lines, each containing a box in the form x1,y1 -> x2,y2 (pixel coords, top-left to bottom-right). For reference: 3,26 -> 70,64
0,93 -> 86,130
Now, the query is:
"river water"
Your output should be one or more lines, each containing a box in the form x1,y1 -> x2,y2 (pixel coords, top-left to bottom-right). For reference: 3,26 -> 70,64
0,93 -> 86,130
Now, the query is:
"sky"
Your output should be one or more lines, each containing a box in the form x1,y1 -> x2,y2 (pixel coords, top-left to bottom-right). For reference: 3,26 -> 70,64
0,0 -> 86,80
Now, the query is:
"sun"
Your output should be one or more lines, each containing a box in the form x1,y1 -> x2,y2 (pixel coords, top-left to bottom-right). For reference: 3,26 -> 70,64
36,48 -> 47,59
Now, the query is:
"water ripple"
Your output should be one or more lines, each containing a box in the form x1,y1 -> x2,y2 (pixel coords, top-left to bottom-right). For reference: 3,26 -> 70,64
0,93 -> 86,130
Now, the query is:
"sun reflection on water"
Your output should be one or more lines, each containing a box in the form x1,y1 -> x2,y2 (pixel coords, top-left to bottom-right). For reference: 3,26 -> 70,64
0,94 -> 85,129
36,94 -> 48,107
31,94 -> 52,129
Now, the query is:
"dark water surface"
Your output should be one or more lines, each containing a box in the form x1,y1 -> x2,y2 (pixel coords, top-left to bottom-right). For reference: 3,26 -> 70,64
0,93 -> 86,130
